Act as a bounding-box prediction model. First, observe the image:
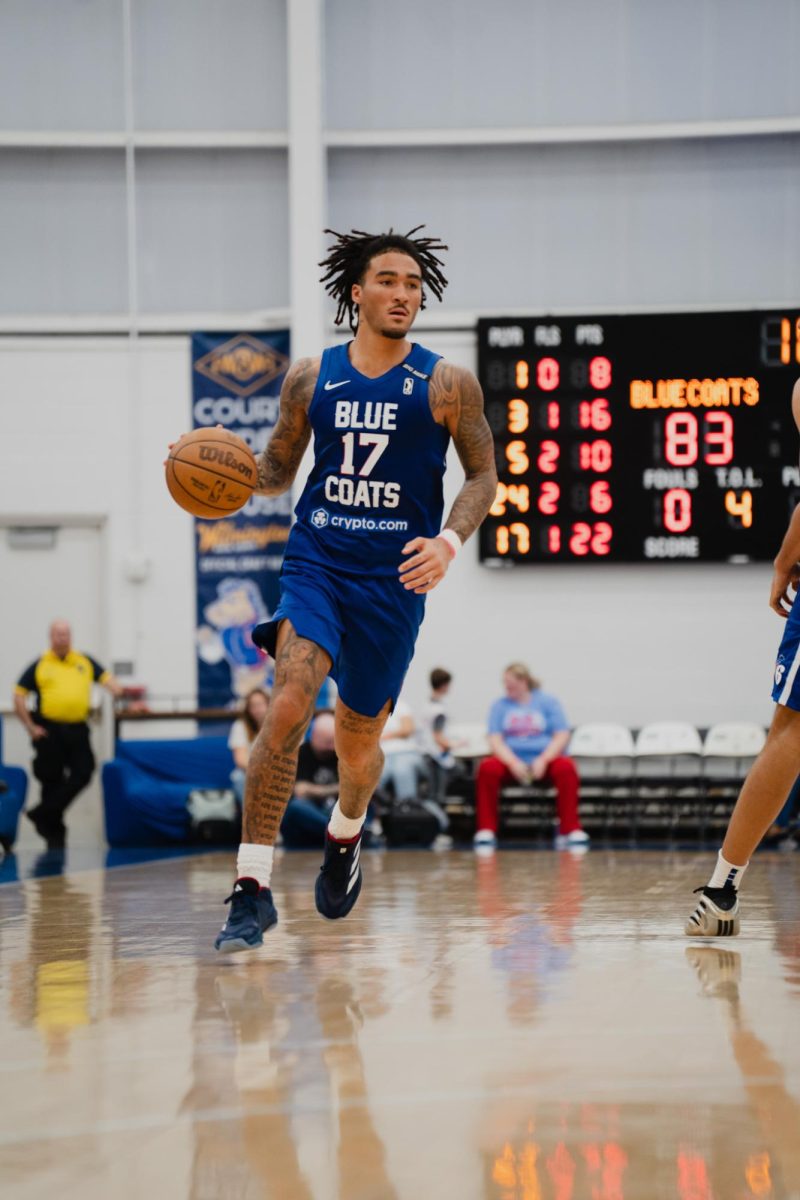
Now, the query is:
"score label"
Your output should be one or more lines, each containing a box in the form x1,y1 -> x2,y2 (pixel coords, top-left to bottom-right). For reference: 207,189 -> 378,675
479,311 -> 799,565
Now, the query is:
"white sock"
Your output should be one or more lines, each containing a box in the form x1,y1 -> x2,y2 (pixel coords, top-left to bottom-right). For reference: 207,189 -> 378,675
236,843 -> 274,889
327,800 -> 366,841
708,851 -> 748,891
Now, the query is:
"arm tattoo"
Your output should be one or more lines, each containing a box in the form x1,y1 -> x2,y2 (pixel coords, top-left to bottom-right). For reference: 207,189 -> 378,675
429,361 -> 498,543
257,356 -> 319,494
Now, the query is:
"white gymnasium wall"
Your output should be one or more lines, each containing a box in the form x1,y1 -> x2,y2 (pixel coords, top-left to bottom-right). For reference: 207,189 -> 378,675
325,0 -> 800,130
0,333 -> 781,737
1,0 -> 795,741
0,337 -> 195,709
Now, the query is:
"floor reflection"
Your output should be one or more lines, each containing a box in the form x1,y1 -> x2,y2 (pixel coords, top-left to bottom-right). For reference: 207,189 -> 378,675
0,849 -> 799,1200
7,873 -> 94,1068
481,943 -> 800,1200
187,954 -> 399,1199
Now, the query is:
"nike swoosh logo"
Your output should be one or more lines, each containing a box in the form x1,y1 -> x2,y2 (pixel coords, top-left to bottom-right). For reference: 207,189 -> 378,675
324,379 -> 350,391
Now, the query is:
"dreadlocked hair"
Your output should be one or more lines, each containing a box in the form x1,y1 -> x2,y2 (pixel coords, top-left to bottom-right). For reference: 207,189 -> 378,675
319,225 -> 449,332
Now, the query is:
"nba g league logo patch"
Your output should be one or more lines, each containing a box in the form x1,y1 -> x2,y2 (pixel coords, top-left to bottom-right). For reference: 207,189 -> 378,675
194,334 -> 290,398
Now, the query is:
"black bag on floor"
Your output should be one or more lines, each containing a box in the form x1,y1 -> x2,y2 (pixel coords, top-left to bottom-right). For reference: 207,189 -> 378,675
187,788 -> 241,845
380,800 -> 440,847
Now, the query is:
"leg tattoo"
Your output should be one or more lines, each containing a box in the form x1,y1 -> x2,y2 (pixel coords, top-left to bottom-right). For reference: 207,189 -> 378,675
335,700 -> 391,821
242,625 -> 331,845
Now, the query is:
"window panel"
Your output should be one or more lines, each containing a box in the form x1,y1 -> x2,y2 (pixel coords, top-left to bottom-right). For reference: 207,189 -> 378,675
135,150 -> 289,312
133,0 -> 287,131
0,0 -> 124,131
0,151 -> 128,314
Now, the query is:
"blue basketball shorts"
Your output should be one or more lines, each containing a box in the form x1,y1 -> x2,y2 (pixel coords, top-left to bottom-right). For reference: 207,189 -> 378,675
252,557 -> 426,718
772,600 -> 800,711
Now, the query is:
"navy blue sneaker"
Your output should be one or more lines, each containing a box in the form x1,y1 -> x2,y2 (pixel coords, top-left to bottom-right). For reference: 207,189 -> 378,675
214,877 -> 278,952
315,833 -> 363,919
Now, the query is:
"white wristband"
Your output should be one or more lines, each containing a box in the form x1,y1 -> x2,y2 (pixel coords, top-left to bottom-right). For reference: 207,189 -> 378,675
437,528 -> 462,559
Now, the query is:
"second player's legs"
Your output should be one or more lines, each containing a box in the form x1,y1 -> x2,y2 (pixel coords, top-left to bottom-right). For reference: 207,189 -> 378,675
722,702 -> 800,865
242,621 -> 332,846
334,698 -> 392,821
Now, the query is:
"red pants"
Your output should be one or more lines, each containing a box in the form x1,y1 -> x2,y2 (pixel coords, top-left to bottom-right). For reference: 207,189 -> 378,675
475,755 -> 581,835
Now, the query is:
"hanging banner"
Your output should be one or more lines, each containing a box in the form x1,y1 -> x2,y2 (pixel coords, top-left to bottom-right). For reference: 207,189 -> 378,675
191,331 -> 291,708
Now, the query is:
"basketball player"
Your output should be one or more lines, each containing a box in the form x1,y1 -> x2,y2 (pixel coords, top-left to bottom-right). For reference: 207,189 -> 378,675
215,227 -> 497,951
686,377 -> 800,937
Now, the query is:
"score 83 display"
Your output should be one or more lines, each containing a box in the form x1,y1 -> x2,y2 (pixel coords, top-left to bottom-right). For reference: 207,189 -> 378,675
478,311 -> 800,564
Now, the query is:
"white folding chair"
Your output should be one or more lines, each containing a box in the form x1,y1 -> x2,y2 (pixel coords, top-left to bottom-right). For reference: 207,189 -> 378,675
634,722 -> 704,835
569,723 -> 635,836
700,722 -> 766,836
634,722 -> 703,779
569,723 -> 635,779
702,722 -> 765,779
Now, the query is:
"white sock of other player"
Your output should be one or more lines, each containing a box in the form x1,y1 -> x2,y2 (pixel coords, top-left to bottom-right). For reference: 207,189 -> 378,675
328,800 -> 366,842
236,843 -> 274,889
707,851 -> 748,891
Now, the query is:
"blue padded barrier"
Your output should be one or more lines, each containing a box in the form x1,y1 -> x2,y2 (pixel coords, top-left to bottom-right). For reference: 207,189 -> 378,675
102,737 -> 234,847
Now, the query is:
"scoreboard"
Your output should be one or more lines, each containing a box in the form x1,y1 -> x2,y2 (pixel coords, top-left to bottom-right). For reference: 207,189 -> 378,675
478,310 -> 800,564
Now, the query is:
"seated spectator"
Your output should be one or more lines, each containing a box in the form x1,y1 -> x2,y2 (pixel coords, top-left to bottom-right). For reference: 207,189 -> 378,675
381,697 -> 449,836
281,710 -> 339,848
418,668 -> 460,799
474,663 -> 588,850
380,697 -> 428,801
228,688 -> 270,805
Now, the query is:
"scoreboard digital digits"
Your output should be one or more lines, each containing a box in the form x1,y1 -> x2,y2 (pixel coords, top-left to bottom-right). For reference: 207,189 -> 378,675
478,311 -> 800,564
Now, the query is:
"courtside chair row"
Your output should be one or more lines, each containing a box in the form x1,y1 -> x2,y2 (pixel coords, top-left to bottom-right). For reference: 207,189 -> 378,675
444,721 -> 767,841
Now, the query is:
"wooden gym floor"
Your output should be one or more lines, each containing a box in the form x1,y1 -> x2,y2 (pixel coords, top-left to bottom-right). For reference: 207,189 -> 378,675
1,846 -> 799,1199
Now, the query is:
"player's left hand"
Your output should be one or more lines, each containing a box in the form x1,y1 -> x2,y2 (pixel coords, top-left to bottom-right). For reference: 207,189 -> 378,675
399,536 -> 452,594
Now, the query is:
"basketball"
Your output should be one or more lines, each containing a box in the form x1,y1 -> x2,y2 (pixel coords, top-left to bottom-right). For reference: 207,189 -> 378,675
165,428 -> 258,519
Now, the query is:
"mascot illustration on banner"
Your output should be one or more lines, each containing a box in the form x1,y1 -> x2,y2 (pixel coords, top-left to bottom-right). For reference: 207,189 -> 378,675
196,577 -> 272,699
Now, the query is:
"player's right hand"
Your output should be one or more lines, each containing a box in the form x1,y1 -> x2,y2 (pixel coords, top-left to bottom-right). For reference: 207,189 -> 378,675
770,562 -> 800,617
31,725 -> 47,741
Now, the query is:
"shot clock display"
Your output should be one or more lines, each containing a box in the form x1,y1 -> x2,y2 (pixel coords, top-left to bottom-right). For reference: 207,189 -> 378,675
478,311 -> 800,564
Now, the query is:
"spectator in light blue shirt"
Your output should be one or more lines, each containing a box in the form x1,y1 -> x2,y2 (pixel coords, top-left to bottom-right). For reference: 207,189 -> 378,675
474,662 -> 588,851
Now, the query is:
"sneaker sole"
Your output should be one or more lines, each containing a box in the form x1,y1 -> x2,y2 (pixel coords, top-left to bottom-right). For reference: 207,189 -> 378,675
215,935 -> 263,953
684,917 -> 740,938
315,870 -> 362,920
214,912 -> 277,953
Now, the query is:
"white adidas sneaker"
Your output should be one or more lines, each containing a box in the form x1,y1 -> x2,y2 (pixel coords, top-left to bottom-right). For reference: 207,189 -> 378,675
684,886 -> 740,937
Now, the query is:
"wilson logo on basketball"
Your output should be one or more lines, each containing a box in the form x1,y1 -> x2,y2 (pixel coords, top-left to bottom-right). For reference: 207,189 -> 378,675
198,446 -> 255,479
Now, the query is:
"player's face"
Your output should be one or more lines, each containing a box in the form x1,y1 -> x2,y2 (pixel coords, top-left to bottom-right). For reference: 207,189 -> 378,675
352,252 -> 423,340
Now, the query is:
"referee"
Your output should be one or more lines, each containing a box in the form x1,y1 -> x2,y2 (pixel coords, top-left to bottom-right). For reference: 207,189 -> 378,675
13,620 -> 122,849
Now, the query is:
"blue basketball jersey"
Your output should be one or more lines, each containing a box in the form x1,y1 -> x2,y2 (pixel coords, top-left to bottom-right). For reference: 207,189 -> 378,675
287,341 -> 449,575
